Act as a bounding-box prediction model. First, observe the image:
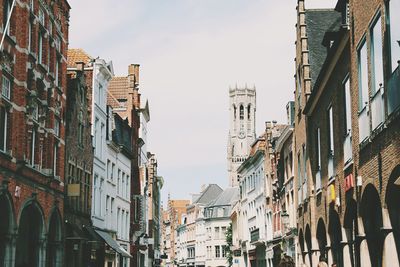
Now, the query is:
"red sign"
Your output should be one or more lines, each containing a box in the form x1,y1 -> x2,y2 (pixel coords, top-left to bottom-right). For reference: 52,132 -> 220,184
344,174 -> 354,192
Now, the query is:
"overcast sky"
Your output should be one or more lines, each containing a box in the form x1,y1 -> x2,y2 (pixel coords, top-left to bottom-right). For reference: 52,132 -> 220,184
68,0 -> 337,205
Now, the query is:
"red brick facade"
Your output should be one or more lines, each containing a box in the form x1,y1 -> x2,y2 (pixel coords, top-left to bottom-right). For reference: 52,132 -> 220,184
0,0 -> 70,266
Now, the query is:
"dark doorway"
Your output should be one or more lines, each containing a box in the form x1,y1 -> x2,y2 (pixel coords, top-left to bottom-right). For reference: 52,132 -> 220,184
15,202 -> 44,267
316,218 -> 327,260
47,210 -> 63,267
361,184 -> 384,267
385,165 -> 400,264
0,193 -> 13,266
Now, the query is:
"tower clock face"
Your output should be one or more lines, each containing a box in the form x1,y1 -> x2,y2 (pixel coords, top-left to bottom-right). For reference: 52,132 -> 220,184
238,130 -> 245,139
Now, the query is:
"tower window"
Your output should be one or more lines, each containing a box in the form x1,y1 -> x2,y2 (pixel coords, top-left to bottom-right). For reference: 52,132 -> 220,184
247,105 -> 251,120
233,105 -> 237,120
240,105 -> 244,120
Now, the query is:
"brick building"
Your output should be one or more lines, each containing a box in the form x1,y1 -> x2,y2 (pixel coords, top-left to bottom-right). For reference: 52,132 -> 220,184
108,64 -> 145,267
0,0 -> 70,266
294,0 -> 400,266
64,62 -> 99,266
349,0 -> 400,266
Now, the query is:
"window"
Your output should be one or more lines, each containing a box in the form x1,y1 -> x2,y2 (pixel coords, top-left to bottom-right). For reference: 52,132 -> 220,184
38,32 -> 43,64
222,245 -> 227,257
78,111 -> 83,146
0,107 -> 8,152
117,169 -> 121,194
30,129 -> 36,165
32,102 -> 39,121
316,128 -> 321,169
94,117 -> 98,155
215,246 -> 220,258
55,58 -> 59,86
344,77 -> 352,135
247,105 -> 251,120
388,0 -> 400,72
121,173 -> 125,197
358,39 -> 369,111
239,105 -> 244,120
370,15 -> 384,94
2,75 -> 11,99
38,8 -> 45,25
233,105 -> 237,120
297,68 -> 302,109
53,143 -> 58,175
302,144 -> 307,182
214,227 -> 220,239
111,163 -> 115,181
3,0 -> 12,35
328,106 -> 334,155
54,118 -> 60,136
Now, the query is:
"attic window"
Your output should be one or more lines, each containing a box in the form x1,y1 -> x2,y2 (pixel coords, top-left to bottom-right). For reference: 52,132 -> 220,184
118,99 -> 127,107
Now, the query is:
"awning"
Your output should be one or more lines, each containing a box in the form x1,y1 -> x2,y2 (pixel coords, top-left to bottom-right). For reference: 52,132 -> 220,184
95,230 -> 132,258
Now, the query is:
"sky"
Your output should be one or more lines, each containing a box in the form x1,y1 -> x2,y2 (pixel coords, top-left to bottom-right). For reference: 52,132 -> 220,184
68,0 -> 337,205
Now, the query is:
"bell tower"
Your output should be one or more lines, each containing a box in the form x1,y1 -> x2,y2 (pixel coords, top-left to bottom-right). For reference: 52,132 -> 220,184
227,85 -> 256,187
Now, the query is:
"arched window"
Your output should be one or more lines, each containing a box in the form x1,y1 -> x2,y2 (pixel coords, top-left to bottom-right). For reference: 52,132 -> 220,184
233,105 -> 237,120
239,105 -> 244,120
247,105 -> 251,120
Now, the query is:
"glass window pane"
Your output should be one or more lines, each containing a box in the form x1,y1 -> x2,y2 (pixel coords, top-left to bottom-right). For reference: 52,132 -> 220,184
358,41 -> 369,110
371,16 -> 384,93
390,0 -> 400,72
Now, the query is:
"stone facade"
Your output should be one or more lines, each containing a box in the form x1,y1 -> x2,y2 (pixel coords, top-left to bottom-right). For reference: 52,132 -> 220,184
0,0 -> 70,266
227,86 -> 256,187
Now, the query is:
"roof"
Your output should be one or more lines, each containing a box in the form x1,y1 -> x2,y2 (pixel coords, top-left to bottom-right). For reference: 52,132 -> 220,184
193,184 -> 223,205
207,187 -> 239,207
67,48 -> 92,68
108,77 -> 129,100
305,9 -> 341,87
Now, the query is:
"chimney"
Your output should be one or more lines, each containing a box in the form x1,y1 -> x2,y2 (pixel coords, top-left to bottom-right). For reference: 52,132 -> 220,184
128,64 -> 141,108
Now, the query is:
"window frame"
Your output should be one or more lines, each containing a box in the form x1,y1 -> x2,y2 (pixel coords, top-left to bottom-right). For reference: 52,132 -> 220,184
357,37 -> 369,112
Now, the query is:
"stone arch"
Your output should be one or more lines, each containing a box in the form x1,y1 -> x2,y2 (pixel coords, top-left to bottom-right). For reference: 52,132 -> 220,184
46,207 -> 63,267
305,224 -> 313,266
0,190 -> 15,266
328,204 -> 343,266
316,218 -> 327,260
385,165 -> 400,264
15,199 -> 46,267
361,184 -> 384,267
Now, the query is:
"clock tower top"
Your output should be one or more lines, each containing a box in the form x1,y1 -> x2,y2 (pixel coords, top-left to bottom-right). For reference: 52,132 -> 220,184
227,85 -> 256,187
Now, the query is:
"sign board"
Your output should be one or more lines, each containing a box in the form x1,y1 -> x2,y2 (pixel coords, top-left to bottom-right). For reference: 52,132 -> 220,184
67,184 -> 80,197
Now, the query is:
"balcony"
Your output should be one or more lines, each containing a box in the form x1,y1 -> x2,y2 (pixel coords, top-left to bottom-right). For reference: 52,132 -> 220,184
250,228 -> 260,243
371,86 -> 385,130
358,106 -> 369,143
388,65 -> 400,115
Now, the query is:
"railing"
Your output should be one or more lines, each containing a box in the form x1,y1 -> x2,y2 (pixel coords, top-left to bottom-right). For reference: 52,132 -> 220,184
315,170 -> 321,192
388,65 -> 400,115
358,106 -> 369,143
250,228 -> 260,243
343,133 -> 352,164
371,87 -> 385,130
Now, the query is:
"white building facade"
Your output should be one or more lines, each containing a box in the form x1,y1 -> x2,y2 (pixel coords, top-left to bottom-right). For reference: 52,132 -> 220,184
227,86 -> 256,187
237,138 -> 273,267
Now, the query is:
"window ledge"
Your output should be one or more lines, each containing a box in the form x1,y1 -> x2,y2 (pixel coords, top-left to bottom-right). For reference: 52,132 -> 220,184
0,149 -> 13,160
